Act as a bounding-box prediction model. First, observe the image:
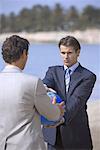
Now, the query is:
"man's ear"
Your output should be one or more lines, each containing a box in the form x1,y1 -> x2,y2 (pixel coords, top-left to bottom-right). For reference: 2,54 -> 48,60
77,49 -> 80,56
23,50 -> 27,57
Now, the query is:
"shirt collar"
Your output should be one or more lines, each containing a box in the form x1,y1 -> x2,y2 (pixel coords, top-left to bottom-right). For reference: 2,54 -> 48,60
2,64 -> 22,73
64,62 -> 79,74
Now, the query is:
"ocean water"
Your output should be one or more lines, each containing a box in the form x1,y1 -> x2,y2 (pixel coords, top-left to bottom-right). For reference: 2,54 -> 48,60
0,43 -> 100,100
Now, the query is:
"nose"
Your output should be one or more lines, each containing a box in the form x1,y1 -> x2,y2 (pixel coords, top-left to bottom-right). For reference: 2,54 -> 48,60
64,53 -> 68,59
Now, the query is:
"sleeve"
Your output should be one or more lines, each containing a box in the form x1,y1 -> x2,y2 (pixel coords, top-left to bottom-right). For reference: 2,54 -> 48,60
65,73 -> 96,124
34,78 -> 60,121
43,67 -> 55,88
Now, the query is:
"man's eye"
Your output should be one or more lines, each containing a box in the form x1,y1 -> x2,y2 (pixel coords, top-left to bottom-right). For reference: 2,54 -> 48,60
61,52 -> 65,54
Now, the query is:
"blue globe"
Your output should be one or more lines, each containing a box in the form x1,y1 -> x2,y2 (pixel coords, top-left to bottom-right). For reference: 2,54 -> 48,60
41,92 -> 63,126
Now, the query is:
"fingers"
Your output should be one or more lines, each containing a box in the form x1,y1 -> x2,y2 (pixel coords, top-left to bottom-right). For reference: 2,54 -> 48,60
59,101 -> 65,111
57,102 -> 65,116
59,101 -> 65,107
52,96 -> 56,104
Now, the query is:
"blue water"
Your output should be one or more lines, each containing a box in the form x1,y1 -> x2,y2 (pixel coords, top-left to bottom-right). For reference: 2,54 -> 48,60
0,43 -> 100,101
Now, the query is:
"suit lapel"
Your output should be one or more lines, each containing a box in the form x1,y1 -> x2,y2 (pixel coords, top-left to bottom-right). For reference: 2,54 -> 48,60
57,66 -> 66,98
68,65 -> 82,96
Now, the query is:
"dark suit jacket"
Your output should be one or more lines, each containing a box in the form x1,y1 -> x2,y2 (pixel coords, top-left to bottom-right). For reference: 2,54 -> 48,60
42,64 -> 96,149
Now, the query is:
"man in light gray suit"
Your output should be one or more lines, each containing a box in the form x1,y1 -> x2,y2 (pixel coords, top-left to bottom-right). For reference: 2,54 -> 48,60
0,35 -> 64,150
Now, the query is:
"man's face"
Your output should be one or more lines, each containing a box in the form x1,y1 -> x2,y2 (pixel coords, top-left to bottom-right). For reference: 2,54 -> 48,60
60,45 -> 80,67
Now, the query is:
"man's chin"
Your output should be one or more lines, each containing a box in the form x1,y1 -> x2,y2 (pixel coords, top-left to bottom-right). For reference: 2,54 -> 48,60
64,62 -> 70,67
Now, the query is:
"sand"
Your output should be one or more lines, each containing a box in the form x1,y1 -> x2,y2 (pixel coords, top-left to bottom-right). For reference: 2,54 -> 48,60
87,100 -> 100,150
0,29 -> 100,44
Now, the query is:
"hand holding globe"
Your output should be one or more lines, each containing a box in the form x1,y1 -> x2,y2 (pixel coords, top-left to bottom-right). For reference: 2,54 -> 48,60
41,91 -> 65,127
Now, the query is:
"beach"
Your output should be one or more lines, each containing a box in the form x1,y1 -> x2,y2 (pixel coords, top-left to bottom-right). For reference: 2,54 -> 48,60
0,29 -> 100,150
0,29 -> 100,44
87,100 -> 100,150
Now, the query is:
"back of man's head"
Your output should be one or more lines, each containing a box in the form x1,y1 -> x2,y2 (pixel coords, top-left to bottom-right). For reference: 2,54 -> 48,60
2,35 -> 30,64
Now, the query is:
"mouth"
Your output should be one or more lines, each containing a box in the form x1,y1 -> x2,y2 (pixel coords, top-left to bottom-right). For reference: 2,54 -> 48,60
64,60 -> 69,63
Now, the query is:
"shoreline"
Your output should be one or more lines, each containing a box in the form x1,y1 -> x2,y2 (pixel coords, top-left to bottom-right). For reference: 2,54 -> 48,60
0,29 -> 100,44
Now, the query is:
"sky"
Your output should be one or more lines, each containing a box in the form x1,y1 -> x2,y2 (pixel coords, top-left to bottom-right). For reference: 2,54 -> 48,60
0,0 -> 100,15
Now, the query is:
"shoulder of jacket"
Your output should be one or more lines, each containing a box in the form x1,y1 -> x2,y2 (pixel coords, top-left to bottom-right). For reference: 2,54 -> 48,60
22,73 -> 39,81
79,64 -> 96,78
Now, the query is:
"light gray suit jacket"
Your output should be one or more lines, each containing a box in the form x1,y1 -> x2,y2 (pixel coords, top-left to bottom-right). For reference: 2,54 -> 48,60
0,65 -> 60,150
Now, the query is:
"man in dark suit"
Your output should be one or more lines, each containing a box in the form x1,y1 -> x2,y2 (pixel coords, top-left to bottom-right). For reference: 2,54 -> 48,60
42,36 -> 96,150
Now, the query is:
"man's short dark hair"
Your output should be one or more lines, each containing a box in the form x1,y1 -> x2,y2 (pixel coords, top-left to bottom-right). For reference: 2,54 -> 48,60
58,36 -> 81,52
2,35 -> 30,63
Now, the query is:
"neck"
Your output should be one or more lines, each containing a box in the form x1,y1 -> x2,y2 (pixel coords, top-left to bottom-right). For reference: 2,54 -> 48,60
6,61 -> 23,70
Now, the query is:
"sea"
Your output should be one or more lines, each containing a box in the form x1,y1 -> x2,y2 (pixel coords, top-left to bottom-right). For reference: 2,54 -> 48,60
0,42 -> 100,101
